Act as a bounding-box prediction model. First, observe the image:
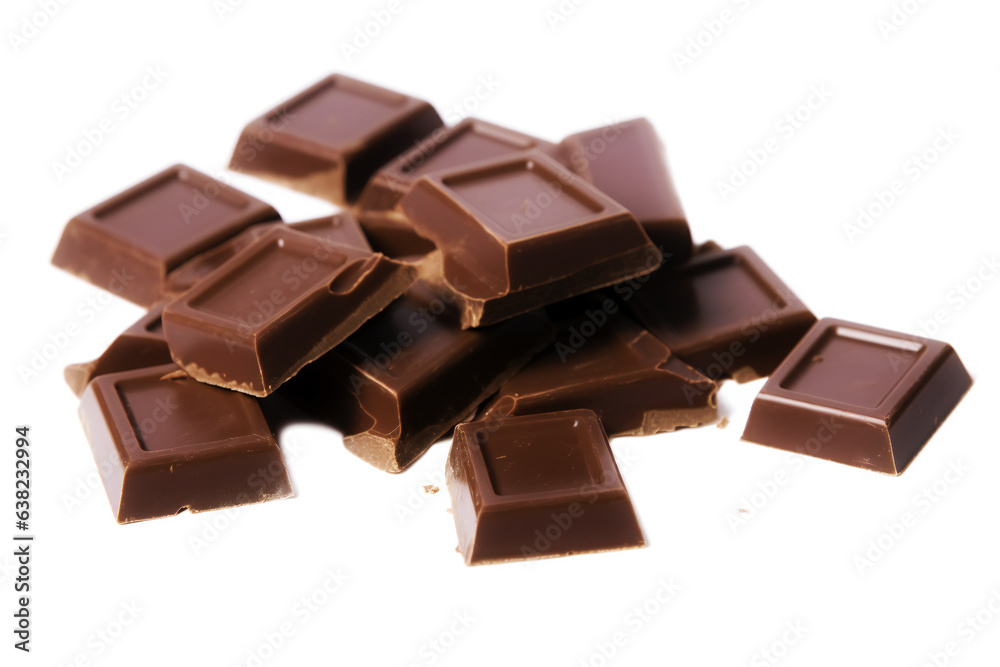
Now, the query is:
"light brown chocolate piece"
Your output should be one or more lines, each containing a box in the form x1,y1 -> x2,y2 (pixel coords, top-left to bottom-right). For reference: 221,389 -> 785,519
400,151 -> 661,328
165,213 -> 372,295
229,74 -> 443,205
79,364 -> 291,523
447,409 -> 645,565
52,164 -> 279,307
163,226 -> 416,397
561,118 -> 692,264
742,318 -> 973,474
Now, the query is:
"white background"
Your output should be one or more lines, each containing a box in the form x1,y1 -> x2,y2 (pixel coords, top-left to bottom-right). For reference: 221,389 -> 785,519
2,0 -> 999,665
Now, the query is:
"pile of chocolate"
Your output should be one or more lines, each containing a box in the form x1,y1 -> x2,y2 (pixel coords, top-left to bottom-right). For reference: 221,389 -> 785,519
54,75 -> 972,565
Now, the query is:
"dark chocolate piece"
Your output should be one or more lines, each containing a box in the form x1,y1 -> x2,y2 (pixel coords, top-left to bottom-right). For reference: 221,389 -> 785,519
281,282 -> 555,472
447,409 -> 644,565
64,304 -> 173,396
479,298 -> 717,436
742,318 -> 972,475
229,74 -> 443,205
400,151 -> 661,328
163,226 -> 416,397
79,364 -> 291,523
561,118 -> 692,264
625,245 -> 816,382
165,213 -> 371,295
52,164 -> 279,307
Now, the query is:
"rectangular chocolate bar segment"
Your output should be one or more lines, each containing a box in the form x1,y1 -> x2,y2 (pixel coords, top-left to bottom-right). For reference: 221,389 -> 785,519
447,409 -> 644,565
625,245 -> 816,382
163,226 -> 416,397
79,364 -> 291,523
400,151 -> 661,328
64,303 -> 173,396
165,213 -> 371,295
479,296 -> 717,436
280,282 -> 555,472
229,74 -> 443,205
561,118 -> 692,264
52,164 -> 279,307
742,318 -> 972,474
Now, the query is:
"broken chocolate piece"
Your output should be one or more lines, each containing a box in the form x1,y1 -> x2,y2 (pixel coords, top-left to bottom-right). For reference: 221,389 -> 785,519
561,118 -> 692,264
79,364 -> 291,523
165,213 -> 371,295
163,226 -> 416,396
447,409 -> 645,565
479,297 -> 717,436
625,245 -> 816,382
229,74 -> 443,205
400,151 -> 661,328
64,303 -> 173,396
52,164 -> 279,307
280,282 -> 555,472
742,318 -> 972,474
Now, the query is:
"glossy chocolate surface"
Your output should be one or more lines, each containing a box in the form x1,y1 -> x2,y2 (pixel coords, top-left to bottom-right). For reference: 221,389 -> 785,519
479,297 -> 717,436
52,164 -> 279,307
65,304 -> 173,396
742,318 -> 972,474
163,226 -> 416,396
625,245 -> 816,382
281,282 -> 555,472
357,118 -> 565,214
165,213 -> 372,295
400,151 -> 661,327
229,74 -> 443,205
447,409 -> 644,565
79,364 -> 291,523
561,118 -> 691,264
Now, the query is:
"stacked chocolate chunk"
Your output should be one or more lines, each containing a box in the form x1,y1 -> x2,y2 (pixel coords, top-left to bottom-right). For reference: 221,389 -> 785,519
54,74 -> 972,565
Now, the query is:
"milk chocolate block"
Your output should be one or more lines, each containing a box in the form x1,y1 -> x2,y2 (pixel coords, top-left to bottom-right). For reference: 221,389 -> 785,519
65,304 -> 173,396
479,299 -> 717,436
229,74 -> 443,205
163,226 -> 416,397
165,213 -> 371,295
52,164 -> 279,307
357,117 -> 564,212
561,118 -> 692,264
354,119 -> 569,256
400,151 -> 661,328
282,283 -> 554,472
742,319 -> 972,475
626,245 -> 816,382
79,364 -> 292,523
447,409 -> 645,565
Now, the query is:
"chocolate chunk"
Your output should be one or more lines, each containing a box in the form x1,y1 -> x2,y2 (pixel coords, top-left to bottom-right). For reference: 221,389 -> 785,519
163,226 -> 416,397
400,151 -> 661,328
79,364 -> 291,523
52,164 -> 279,307
64,303 -> 173,396
165,213 -> 371,295
479,297 -> 717,436
280,282 -> 555,472
561,118 -> 692,264
229,74 -> 443,205
742,318 -> 972,474
354,118 -> 565,254
447,409 -> 644,565
625,245 -> 816,382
